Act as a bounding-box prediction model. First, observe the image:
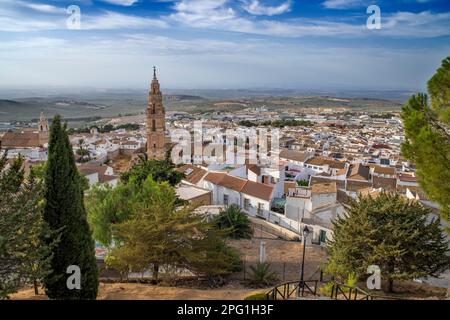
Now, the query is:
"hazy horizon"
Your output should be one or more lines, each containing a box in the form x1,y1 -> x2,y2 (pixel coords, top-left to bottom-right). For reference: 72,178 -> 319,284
0,86 -> 419,102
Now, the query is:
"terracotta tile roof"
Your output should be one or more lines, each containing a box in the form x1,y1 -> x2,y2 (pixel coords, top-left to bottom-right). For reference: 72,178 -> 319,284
279,149 -> 310,162
358,187 -> 382,198
311,176 -> 346,189
305,156 -> 346,169
346,180 -> 372,192
284,181 -> 297,193
247,164 -> 261,176
204,172 -> 274,201
347,163 -> 370,181
176,164 -> 208,185
78,164 -> 109,176
241,180 -> 274,201
397,173 -> 417,183
373,165 -> 396,175
98,174 -> 118,183
219,174 -> 248,192
0,132 -> 41,148
311,182 -> 337,194
337,189 -> 351,205
373,176 -> 397,190
204,172 -> 226,185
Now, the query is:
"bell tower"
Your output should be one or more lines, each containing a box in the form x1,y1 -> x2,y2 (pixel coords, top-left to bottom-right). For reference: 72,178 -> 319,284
146,67 -> 166,160
38,111 -> 49,145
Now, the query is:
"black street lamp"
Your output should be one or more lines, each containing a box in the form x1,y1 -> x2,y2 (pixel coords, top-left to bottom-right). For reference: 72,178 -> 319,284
300,226 -> 310,284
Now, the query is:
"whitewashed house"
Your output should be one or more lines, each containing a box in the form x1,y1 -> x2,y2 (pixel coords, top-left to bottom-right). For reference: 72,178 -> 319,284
202,172 -> 275,218
78,164 -> 119,188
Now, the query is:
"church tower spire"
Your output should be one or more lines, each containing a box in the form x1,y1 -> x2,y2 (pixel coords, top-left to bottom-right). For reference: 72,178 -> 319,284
146,67 -> 166,160
38,111 -> 49,145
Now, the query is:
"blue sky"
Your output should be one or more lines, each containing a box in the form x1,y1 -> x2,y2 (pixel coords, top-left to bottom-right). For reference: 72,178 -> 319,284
0,0 -> 449,91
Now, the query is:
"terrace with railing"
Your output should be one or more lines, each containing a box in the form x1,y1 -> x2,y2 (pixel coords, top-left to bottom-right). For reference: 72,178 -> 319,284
266,280 -> 375,300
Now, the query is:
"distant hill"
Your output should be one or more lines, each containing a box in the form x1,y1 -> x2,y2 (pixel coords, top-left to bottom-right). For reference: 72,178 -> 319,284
0,97 -> 143,122
173,95 -> 403,114
164,94 -> 205,101
0,94 -> 206,122
0,90 -> 404,123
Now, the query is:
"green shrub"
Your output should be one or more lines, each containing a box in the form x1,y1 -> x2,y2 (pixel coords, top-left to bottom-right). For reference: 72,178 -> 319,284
248,262 -> 278,287
214,204 -> 252,239
296,179 -> 309,187
319,281 -> 335,296
244,293 -> 268,300
346,272 -> 358,287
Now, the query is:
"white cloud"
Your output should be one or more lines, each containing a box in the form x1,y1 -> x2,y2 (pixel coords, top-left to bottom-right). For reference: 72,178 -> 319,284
0,0 -> 448,39
243,0 -> 292,16
82,11 -> 168,30
170,0 -> 363,36
170,1 -> 450,38
18,1 -> 66,14
322,0 -> 366,9
99,0 -> 140,6
174,0 -> 228,13
0,8 -> 168,32
170,0 -> 237,28
382,11 -> 450,37
0,16 -> 61,32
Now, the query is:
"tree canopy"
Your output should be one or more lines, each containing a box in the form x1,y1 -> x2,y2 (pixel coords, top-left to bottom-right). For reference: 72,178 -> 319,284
89,176 -> 241,282
326,193 -> 449,292
0,156 -> 54,299
121,155 -> 184,187
402,56 -> 450,223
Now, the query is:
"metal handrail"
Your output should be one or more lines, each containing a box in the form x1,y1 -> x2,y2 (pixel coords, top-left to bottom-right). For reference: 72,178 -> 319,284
266,280 -> 319,300
330,283 -> 373,300
266,279 -> 376,300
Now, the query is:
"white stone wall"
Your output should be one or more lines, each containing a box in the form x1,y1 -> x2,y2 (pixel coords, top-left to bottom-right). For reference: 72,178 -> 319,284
242,194 -> 270,212
311,192 -> 336,211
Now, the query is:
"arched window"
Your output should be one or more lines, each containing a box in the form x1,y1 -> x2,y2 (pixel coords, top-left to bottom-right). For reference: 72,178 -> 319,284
152,103 -> 156,114
152,119 -> 156,132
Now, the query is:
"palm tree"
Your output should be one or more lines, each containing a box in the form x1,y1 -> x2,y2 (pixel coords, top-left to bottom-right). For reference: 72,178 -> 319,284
215,204 -> 252,239
248,262 -> 278,287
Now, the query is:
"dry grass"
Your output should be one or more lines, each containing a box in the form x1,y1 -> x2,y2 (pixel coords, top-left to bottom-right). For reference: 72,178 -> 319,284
229,238 -> 328,282
372,281 -> 447,300
11,283 -> 262,300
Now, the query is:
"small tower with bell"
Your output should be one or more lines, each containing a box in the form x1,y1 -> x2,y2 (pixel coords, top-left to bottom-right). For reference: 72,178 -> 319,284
38,112 -> 49,146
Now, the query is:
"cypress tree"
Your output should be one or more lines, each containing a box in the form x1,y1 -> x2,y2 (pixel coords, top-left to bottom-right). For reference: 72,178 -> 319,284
43,115 -> 98,299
